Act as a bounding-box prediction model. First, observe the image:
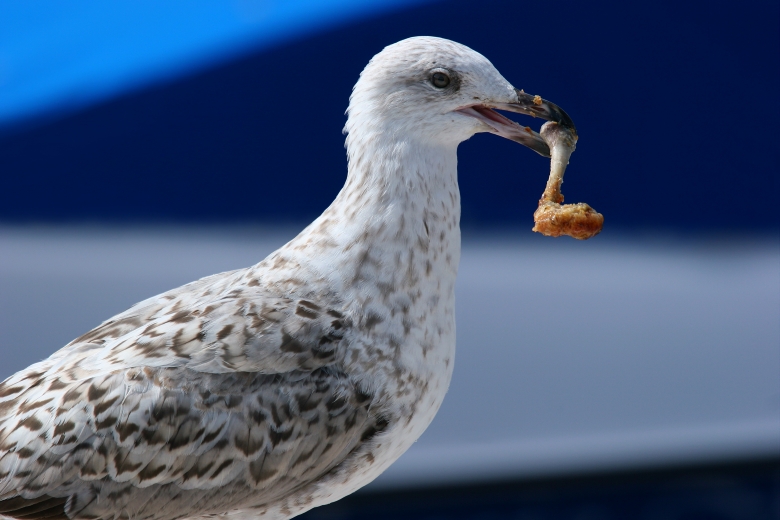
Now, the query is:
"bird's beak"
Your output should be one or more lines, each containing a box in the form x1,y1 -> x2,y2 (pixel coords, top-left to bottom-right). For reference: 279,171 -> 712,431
455,89 -> 576,158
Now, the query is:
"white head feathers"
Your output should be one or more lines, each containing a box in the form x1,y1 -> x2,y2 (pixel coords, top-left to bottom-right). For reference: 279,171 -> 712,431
344,36 -> 518,149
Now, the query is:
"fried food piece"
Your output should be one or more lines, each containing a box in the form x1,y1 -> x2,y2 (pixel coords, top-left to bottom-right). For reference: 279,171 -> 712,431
532,121 -> 603,240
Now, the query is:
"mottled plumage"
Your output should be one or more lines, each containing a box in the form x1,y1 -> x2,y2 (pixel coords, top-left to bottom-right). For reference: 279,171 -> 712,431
0,37 -> 572,520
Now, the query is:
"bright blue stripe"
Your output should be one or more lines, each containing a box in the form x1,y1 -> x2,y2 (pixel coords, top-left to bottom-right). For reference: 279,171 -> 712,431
0,0 -> 435,127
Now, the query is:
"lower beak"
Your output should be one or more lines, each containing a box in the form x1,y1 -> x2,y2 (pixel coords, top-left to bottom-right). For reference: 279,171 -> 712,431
456,89 -> 576,158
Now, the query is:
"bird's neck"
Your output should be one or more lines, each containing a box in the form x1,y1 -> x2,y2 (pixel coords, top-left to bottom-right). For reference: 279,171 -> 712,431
256,126 -> 462,434
262,131 -> 462,304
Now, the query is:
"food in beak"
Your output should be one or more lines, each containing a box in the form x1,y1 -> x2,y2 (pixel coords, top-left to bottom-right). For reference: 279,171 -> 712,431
532,122 -> 604,240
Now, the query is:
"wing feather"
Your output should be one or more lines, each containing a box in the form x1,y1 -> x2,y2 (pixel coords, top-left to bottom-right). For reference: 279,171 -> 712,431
0,269 -> 384,520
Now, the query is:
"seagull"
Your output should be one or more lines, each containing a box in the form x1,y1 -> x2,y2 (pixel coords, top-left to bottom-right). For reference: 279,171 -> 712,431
0,37 -> 574,520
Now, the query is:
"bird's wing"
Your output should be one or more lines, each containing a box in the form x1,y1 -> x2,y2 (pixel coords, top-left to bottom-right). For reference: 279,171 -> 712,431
0,269 -> 385,520
44,268 -> 347,376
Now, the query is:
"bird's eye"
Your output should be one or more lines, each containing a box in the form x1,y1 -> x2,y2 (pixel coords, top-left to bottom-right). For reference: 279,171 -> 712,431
431,71 -> 450,89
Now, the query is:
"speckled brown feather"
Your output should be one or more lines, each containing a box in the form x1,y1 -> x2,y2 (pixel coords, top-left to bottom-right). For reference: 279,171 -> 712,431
0,276 -> 390,520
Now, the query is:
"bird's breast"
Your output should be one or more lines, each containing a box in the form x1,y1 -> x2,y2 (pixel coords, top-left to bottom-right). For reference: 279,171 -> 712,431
337,208 -> 459,444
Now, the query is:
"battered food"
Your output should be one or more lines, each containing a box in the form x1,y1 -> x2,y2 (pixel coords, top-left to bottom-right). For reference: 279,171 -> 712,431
532,121 -> 603,239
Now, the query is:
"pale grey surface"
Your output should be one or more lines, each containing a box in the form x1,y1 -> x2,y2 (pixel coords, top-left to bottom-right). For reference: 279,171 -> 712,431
1,226 -> 778,488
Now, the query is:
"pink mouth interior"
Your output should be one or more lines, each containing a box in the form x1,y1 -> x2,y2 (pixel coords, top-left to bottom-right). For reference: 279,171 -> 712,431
457,105 -> 523,135
471,105 -> 514,125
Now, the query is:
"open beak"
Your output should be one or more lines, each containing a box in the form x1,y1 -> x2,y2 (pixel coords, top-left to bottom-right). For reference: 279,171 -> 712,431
456,89 -> 576,158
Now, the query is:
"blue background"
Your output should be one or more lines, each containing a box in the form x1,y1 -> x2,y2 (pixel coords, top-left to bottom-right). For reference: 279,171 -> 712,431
0,0 -> 777,232
1,3 -> 778,517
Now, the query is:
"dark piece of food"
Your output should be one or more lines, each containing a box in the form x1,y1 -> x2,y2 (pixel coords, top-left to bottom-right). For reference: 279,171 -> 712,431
532,121 -> 603,240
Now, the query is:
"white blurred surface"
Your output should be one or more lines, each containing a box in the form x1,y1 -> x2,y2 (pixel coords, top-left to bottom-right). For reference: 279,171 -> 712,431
0,226 -> 778,488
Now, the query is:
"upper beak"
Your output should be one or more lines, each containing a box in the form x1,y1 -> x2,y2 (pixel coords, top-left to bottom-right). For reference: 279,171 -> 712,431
455,88 -> 576,158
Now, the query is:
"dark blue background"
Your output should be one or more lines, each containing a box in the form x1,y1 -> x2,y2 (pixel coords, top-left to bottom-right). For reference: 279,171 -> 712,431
303,461 -> 780,520
1,0 -> 777,231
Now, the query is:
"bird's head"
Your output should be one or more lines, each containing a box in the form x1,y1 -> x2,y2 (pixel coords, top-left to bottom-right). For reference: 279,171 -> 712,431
346,36 -> 574,157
